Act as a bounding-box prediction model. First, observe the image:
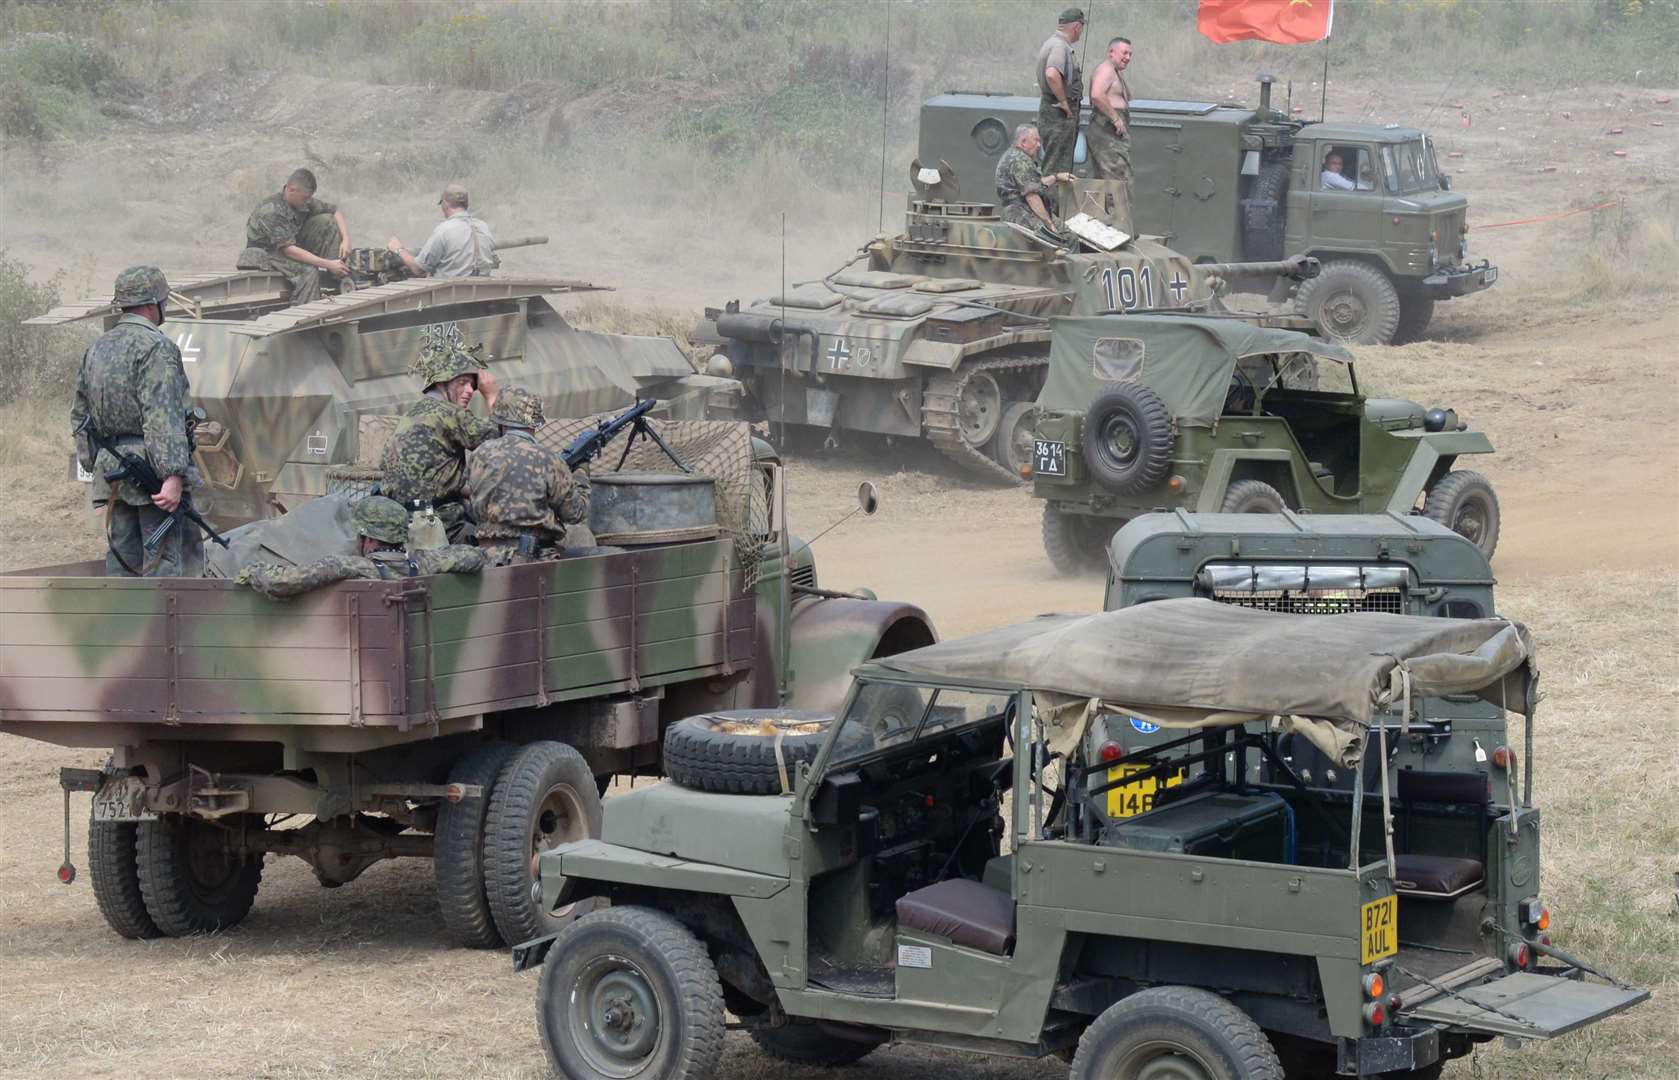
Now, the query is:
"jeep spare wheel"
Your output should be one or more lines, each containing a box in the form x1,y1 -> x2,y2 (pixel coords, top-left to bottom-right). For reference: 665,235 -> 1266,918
1082,383 -> 1174,495
663,710 -> 833,795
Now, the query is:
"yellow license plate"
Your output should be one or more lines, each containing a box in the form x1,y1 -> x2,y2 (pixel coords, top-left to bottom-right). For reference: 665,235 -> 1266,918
1361,895 -> 1398,964
1105,764 -> 1183,819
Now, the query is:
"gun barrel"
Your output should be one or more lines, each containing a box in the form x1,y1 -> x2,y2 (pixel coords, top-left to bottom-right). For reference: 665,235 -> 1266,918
497,235 -> 549,251
1199,255 -> 1321,282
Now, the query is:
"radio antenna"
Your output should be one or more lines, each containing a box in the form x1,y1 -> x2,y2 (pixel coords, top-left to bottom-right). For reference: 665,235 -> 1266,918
876,0 -> 892,233
779,211 -> 787,451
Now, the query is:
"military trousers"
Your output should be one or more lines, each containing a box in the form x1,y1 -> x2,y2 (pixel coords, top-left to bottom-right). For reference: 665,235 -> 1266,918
105,499 -> 205,578
1036,99 -> 1080,199
1086,120 -> 1134,234
235,212 -> 342,305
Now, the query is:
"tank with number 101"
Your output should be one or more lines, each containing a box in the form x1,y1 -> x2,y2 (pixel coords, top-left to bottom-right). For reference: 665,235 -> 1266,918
697,166 -> 1318,483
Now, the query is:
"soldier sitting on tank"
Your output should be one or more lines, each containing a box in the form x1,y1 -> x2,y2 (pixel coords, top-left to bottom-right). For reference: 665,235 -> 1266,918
385,183 -> 498,279
995,125 -> 1075,234
238,496 -> 484,599
378,336 -> 501,542
236,167 -> 352,305
467,386 -> 590,567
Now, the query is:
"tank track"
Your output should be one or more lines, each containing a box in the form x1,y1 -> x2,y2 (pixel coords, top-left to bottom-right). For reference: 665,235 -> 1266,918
921,350 -> 1049,484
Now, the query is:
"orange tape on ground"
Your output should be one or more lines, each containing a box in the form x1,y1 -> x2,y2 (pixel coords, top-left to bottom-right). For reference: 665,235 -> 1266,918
1474,201 -> 1620,230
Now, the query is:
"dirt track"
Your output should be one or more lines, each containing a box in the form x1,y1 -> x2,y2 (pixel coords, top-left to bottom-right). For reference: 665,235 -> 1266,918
1,66 -> 1676,1080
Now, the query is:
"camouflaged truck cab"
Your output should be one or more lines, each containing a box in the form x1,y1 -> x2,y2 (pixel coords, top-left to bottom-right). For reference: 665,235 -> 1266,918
522,601 -> 1645,1080
916,78 -> 1497,346
0,431 -> 934,949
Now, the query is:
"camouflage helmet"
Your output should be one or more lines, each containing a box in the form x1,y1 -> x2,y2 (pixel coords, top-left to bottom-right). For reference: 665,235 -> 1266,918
490,385 -> 545,429
112,265 -> 170,308
353,496 -> 409,544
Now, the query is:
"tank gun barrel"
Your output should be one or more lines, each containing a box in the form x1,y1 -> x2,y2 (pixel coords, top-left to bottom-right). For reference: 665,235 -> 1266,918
496,234 -> 548,251
1198,254 -> 1320,282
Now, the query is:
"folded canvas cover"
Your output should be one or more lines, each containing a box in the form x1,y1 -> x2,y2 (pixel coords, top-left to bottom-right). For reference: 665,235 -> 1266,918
863,598 -> 1535,763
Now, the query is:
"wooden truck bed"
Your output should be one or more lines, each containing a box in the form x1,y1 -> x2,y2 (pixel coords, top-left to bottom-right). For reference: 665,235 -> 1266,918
0,541 -> 754,734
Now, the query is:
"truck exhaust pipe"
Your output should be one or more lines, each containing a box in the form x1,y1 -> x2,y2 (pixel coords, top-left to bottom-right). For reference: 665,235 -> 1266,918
1257,74 -> 1275,115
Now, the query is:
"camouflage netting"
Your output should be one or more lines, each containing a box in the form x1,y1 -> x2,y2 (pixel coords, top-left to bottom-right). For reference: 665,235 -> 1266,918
350,411 -> 765,578
326,464 -> 382,500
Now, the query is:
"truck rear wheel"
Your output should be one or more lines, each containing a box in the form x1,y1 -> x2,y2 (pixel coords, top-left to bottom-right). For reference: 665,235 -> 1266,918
88,820 -> 161,940
484,741 -> 603,945
1220,480 -> 1287,514
1070,985 -> 1283,1080
435,741 -> 519,948
538,906 -> 725,1080
1042,506 -> 1115,576
748,1022 -> 884,1066
1393,295 -> 1436,344
1297,260 -> 1402,346
1424,470 -> 1500,559
136,813 -> 264,936
664,710 -> 832,795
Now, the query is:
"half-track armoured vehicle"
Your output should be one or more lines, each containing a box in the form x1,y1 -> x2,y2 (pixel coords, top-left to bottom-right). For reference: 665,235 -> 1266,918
917,78 -> 1498,345
1,425 -> 935,949
1030,312 -> 1499,573
519,600 -> 1645,1079
700,184 -> 1317,482
31,264 -> 736,527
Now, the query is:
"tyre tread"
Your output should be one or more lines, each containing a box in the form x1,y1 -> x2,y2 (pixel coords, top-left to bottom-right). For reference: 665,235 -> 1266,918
434,740 -> 519,948
1423,469 -> 1501,559
1298,259 -> 1403,346
483,741 -> 602,945
88,819 -> 161,940
136,815 -> 262,936
1071,984 -> 1282,1080
663,714 -> 827,796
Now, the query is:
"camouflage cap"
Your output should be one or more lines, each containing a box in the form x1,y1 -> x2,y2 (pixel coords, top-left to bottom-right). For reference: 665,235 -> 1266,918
490,385 -> 545,429
353,495 -> 409,544
412,342 -> 487,390
112,265 -> 170,308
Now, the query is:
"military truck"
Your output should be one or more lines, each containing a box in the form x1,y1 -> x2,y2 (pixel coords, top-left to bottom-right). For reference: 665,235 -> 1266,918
1030,312 -> 1499,573
700,187 -> 1317,482
30,270 -> 736,527
916,80 -> 1498,345
518,600 -> 1645,1079
0,425 -> 935,949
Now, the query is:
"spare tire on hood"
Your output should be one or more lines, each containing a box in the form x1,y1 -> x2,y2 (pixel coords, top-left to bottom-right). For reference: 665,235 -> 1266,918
664,710 -> 834,795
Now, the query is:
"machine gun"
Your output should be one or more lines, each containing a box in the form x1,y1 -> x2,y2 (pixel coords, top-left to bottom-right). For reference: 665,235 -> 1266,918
75,410 -> 230,566
562,398 -> 691,474
343,234 -> 550,288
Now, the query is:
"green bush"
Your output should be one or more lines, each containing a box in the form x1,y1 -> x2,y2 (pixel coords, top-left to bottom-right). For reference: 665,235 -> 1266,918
0,32 -> 124,138
0,251 -> 90,400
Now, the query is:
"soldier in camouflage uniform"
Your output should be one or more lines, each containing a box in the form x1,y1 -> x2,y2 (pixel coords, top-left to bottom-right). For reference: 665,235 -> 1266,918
238,496 -> 485,599
70,266 -> 203,577
467,386 -> 590,566
378,335 -> 501,540
995,125 -> 1074,233
236,167 -> 352,305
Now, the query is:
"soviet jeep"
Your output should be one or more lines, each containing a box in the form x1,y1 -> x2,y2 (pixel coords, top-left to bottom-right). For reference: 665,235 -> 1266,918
518,600 -> 1645,1080
1030,313 -> 1499,574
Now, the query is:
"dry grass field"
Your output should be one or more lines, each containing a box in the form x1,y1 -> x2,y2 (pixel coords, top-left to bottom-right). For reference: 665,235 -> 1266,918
1,1 -> 1676,1077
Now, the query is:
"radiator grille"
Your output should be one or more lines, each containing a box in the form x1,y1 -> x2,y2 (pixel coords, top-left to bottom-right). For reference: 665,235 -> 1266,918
1211,588 -> 1405,616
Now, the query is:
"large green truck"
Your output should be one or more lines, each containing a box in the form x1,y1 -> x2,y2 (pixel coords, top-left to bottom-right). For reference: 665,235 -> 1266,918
915,79 -> 1497,345
0,429 -> 934,949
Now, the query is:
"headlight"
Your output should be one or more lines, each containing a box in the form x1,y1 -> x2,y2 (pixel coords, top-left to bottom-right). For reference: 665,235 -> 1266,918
1459,236 -> 1469,261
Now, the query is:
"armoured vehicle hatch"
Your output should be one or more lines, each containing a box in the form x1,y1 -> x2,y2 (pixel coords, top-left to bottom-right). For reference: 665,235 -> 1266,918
31,272 -> 738,527
520,601 -> 1645,1079
702,180 -> 1317,483
1030,312 -> 1499,572
916,79 -> 1497,345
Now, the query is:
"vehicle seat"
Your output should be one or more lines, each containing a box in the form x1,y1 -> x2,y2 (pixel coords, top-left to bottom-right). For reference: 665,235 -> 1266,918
1393,769 -> 1488,900
896,878 -> 1016,956
982,854 -> 1013,892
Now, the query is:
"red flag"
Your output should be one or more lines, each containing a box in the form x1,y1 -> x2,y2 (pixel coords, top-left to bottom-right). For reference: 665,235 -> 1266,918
1198,0 -> 1334,45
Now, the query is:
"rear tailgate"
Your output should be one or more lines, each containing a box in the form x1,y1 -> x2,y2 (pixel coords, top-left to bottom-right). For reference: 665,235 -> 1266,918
1402,970 -> 1648,1039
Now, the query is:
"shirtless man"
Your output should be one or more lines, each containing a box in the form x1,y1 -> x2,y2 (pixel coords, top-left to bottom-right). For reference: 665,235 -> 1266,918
1087,36 -> 1135,233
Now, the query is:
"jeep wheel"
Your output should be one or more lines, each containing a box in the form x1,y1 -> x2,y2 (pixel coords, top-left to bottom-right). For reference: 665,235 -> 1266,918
538,906 -> 725,1080
1424,470 -> 1500,559
136,813 -> 264,936
1082,383 -> 1174,495
484,741 -> 603,945
994,400 -> 1039,477
89,820 -> 161,940
749,1022 -> 884,1067
1297,260 -> 1402,346
1220,480 -> 1288,514
1070,986 -> 1283,1080
1393,295 -> 1436,344
1042,506 -> 1116,576
663,710 -> 832,795
434,740 -> 519,948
